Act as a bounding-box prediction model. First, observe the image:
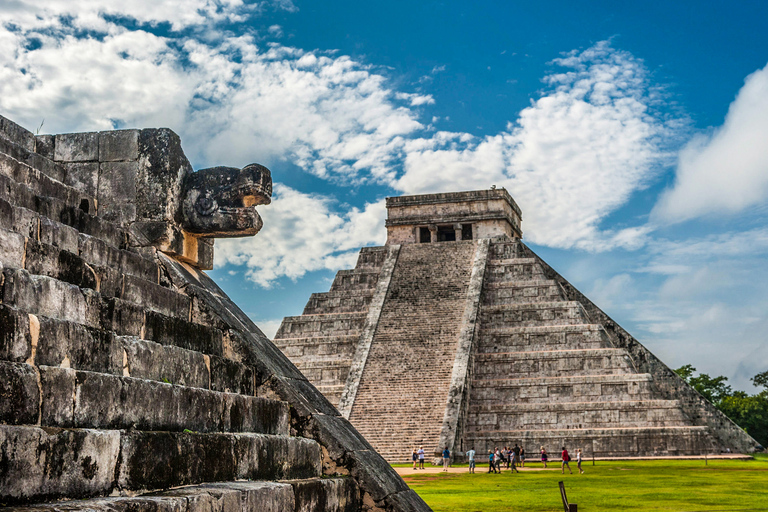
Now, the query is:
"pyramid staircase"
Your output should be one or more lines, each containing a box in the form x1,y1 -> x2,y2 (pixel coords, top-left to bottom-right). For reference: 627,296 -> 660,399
464,239 -> 721,456
274,247 -> 388,407
0,115 -> 429,511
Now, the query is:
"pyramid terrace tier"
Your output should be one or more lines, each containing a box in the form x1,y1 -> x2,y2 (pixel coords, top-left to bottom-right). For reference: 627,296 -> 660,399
2,478 -> 361,512
465,426 -> 719,457
467,399 -> 692,431
329,268 -> 382,292
473,348 -> 636,379
302,289 -> 376,315
479,301 -> 591,328
482,279 -> 564,303
484,258 -> 547,282
470,374 -> 656,404
275,312 -> 369,338
273,334 -> 359,359
0,361 -> 288,434
478,324 -> 612,352
0,425 -> 322,504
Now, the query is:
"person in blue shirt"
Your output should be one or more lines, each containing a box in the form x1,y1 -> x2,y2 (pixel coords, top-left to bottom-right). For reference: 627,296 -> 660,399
442,446 -> 450,471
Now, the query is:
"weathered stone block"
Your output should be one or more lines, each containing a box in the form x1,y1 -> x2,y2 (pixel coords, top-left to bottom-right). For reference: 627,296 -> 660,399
289,477 -> 361,512
63,162 -> 99,197
34,134 -> 55,159
209,354 -> 254,395
121,336 -> 209,389
0,361 -> 39,425
54,132 -> 98,162
2,269 -> 95,327
0,115 -> 35,151
39,217 -> 80,253
233,434 -> 322,480
0,425 -> 120,504
200,482 -> 296,512
0,304 -> 31,362
39,365 -> 76,427
99,130 -> 139,162
98,161 -> 138,223
144,311 -> 223,356
0,228 -> 26,269
99,297 -> 145,336
36,318 -> 122,374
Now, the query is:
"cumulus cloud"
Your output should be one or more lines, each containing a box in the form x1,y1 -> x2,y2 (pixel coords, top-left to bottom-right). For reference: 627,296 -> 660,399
394,41 -> 672,251
0,2 -> 429,181
0,2 -> 681,280
215,184 -> 386,287
652,62 -> 768,223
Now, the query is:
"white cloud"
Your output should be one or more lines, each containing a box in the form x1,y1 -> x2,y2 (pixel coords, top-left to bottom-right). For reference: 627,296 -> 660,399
215,184 -> 386,287
393,41 -> 673,251
0,3 -> 427,182
652,62 -> 768,223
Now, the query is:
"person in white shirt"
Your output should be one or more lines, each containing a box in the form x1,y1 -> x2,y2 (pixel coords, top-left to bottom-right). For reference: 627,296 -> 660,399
417,446 -> 425,470
466,448 -> 476,473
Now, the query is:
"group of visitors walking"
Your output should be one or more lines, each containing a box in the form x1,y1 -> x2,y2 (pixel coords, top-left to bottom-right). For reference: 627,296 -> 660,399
411,444 -> 585,474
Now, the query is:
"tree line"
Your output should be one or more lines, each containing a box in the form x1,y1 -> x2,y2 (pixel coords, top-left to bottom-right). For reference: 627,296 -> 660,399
675,365 -> 768,447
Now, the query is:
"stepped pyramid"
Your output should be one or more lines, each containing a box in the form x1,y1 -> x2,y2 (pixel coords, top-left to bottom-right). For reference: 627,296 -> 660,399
0,114 -> 430,511
274,189 -> 762,462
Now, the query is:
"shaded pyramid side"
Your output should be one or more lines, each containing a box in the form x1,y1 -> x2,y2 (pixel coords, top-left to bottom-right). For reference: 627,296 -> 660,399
463,238 -> 761,456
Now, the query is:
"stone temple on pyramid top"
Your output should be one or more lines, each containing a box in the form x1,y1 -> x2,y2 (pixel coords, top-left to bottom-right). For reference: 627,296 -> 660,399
274,188 -> 762,462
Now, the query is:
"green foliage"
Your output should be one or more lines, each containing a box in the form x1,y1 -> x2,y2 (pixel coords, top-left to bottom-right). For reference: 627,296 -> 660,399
674,365 -> 768,446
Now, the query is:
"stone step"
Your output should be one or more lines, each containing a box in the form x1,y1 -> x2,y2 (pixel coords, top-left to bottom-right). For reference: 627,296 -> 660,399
0,183 -> 126,254
302,289 -> 375,315
329,268 -> 381,292
480,301 -> 590,327
0,425 -> 322,504
355,245 -> 388,268
1,226 -> 160,299
0,361 -> 288,435
482,280 -> 563,304
275,312 -> 367,338
0,268 -> 226,351
488,240 -> 524,260
1,478 -> 361,512
470,373 -> 655,404
0,140 -> 86,207
0,305 -> 251,393
274,335 -> 358,359
485,258 -> 546,283
467,399 -> 690,431
478,324 -> 610,352
473,348 -> 634,378
294,359 -> 352,386
465,425 -> 718,457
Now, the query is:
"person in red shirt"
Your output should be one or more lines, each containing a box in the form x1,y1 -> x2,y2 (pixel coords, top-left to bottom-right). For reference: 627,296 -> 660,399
561,446 -> 573,474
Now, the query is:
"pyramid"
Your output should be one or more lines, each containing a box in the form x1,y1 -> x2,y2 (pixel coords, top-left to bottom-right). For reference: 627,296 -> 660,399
0,114 -> 429,511
274,189 -> 762,462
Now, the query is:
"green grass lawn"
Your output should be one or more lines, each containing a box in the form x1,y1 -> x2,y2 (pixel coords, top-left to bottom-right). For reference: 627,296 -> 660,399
401,455 -> 768,511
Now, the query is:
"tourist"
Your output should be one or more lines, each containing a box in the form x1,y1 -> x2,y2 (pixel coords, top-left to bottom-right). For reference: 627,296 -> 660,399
488,450 -> 496,473
466,447 -> 476,473
505,446 -> 512,469
412,448 -> 418,470
418,446 -> 425,469
442,446 -> 450,471
513,444 -> 521,466
494,448 -> 502,473
561,446 -> 573,474
509,449 -> 519,474
541,446 -> 548,468
501,446 -> 508,468
576,449 -> 584,474
520,446 -> 526,467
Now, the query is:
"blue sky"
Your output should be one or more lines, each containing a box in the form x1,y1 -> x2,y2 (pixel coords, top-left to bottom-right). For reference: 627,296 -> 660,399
1,0 -> 767,390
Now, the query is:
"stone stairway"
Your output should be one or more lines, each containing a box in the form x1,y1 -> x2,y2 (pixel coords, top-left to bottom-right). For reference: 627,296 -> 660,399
0,115 -> 430,511
347,242 -> 477,462
273,247 -> 387,407
464,239 -> 721,457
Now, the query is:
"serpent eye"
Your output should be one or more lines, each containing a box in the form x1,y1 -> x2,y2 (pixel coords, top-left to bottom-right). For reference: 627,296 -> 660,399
195,194 -> 218,216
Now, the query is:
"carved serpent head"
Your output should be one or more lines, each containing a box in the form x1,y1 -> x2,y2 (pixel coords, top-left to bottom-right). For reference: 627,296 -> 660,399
181,163 -> 272,237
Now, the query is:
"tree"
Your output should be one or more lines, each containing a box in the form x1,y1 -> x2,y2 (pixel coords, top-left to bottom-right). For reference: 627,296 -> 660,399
674,366 -> 768,448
